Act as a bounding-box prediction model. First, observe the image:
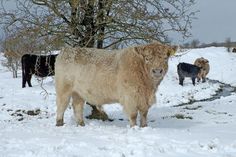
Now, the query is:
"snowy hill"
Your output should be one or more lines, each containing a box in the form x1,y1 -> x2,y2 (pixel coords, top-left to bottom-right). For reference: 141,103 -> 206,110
0,47 -> 236,157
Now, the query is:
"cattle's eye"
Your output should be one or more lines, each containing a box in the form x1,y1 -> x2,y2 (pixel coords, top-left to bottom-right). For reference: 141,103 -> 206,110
145,56 -> 152,63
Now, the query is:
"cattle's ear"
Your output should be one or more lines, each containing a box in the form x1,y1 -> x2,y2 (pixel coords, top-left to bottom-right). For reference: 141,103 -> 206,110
134,46 -> 145,58
167,45 -> 178,57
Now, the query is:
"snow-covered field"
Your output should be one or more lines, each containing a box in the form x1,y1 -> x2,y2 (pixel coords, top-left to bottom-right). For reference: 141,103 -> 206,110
0,47 -> 236,157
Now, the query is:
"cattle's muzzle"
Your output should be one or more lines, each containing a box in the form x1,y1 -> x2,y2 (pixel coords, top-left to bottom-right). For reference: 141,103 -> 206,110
151,68 -> 164,78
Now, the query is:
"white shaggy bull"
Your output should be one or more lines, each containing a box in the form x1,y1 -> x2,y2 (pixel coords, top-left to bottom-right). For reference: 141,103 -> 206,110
55,42 -> 177,127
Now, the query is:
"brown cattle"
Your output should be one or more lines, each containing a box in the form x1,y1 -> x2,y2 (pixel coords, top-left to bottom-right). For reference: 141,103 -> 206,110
232,48 -> 236,53
194,57 -> 210,82
55,42 -> 177,127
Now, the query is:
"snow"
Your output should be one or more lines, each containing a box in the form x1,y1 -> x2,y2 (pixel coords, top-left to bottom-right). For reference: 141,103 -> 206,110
0,47 -> 236,157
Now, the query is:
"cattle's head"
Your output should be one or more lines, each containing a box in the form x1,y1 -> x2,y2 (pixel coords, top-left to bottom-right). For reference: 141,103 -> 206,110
203,58 -> 209,64
195,57 -> 209,68
135,42 -> 178,80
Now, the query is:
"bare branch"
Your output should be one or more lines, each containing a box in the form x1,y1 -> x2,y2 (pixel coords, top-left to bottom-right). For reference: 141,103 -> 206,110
0,0 -> 197,49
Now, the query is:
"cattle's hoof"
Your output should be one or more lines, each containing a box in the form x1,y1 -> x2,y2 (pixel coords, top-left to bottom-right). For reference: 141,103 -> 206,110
56,119 -> 64,126
140,124 -> 148,128
86,109 -> 109,121
130,124 -> 138,128
77,121 -> 85,126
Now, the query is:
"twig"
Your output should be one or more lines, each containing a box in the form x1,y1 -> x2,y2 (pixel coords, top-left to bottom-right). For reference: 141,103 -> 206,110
36,77 -> 48,99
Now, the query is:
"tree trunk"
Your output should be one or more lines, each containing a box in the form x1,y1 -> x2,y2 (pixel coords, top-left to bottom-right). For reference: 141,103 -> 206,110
97,0 -> 105,49
79,0 -> 96,48
96,0 -> 112,49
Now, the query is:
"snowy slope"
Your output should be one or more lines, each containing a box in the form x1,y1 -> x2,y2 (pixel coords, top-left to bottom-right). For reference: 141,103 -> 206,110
0,47 -> 236,157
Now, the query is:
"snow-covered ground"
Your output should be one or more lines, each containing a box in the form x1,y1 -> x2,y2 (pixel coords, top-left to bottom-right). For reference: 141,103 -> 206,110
0,47 -> 236,157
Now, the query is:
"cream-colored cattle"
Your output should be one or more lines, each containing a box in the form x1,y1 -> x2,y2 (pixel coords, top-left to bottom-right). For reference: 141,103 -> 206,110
55,42 -> 177,127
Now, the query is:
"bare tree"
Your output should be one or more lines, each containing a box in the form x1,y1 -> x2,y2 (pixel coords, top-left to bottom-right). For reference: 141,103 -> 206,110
225,37 -> 231,52
2,50 -> 20,78
0,0 -> 197,120
190,39 -> 200,48
0,0 -> 197,49
182,42 -> 190,48
1,25 -> 63,78
1,30 -> 24,78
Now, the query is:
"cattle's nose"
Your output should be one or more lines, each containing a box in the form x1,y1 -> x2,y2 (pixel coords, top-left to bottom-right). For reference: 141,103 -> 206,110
152,69 -> 163,74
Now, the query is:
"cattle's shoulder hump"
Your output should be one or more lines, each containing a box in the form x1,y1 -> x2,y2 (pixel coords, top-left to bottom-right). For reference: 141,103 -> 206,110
58,47 -> 121,66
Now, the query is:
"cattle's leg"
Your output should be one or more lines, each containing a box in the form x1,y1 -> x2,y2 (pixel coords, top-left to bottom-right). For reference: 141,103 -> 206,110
86,103 -> 109,121
179,77 -> 184,86
26,74 -> 33,87
129,112 -> 138,127
202,77 -> 206,83
72,92 -> 85,126
197,70 -> 202,82
139,108 -> 149,127
22,74 -> 26,88
192,77 -> 196,86
56,87 -> 71,126
124,104 -> 138,127
202,72 -> 206,82
197,76 -> 201,82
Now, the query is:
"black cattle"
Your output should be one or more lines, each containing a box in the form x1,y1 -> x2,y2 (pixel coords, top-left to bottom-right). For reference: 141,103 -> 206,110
21,54 -> 58,88
177,62 -> 201,86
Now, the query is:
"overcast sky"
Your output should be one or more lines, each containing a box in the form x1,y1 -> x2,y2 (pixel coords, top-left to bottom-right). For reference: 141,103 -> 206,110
1,0 -> 236,44
181,0 -> 236,44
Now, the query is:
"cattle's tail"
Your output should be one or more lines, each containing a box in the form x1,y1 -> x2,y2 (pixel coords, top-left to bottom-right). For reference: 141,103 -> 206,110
21,55 -> 25,77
